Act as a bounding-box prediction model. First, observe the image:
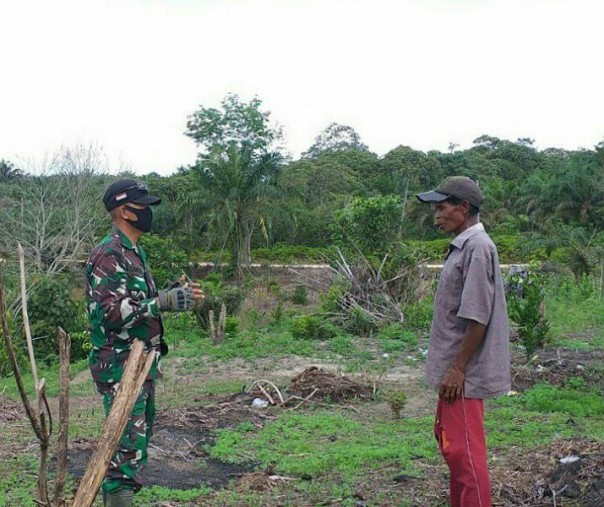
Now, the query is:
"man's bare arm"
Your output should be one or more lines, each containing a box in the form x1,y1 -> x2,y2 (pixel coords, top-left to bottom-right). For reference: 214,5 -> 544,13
439,320 -> 487,404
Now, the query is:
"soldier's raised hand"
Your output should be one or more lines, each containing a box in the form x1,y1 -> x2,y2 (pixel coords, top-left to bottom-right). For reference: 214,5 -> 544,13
157,286 -> 195,312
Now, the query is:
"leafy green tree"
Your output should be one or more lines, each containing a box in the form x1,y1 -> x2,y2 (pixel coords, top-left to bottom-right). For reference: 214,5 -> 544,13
333,195 -> 403,254
276,152 -> 373,246
185,93 -> 283,155
377,146 -> 443,193
302,123 -> 368,158
193,142 -> 283,276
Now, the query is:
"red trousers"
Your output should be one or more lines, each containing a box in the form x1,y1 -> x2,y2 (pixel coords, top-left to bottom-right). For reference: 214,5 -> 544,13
434,398 -> 491,507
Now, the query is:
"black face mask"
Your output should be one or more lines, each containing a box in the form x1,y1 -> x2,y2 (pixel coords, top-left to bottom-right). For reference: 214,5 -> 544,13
125,205 -> 153,233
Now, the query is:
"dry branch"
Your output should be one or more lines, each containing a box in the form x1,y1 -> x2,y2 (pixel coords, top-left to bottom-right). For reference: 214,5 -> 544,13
249,380 -> 285,405
0,260 -> 44,440
37,379 -> 51,505
54,327 -> 71,506
71,340 -> 156,507
19,243 -> 39,389
0,259 -> 53,505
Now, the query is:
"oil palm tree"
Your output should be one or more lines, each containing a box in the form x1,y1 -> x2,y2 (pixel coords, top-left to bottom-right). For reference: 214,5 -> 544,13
193,142 -> 283,277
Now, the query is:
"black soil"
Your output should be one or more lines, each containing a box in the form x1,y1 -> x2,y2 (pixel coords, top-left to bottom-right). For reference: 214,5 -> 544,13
67,393 -> 268,490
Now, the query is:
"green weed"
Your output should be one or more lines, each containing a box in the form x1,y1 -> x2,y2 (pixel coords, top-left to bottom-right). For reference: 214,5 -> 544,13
209,412 -> 437,478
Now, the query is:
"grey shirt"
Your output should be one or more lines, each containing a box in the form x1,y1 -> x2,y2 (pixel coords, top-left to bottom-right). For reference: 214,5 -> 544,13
426,223 -> 511,399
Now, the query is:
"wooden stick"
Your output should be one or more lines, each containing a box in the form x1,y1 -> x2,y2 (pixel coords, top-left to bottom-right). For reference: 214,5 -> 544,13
37,378 -> 51,505
71,340 -> 156,507
18,243 -> 39,391
54,327 -> 71,507
249,380 -> 285,404
0,260 -> 44,440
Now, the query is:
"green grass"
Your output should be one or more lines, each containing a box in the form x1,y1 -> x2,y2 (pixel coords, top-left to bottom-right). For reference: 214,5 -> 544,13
0,456 -> 40,507
135,485 -> 213,504
488,382 -> 604,445
0,358 -> 90,400
544,275 -> 604,346
210,411 -> 437,478
176,330 -> 317,362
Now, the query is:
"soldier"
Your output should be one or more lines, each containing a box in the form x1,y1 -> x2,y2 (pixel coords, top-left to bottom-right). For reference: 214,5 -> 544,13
85,179 -> 204,507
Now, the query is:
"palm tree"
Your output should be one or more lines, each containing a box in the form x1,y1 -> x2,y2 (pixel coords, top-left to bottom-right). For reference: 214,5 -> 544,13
193,142 -> 283,277
532,152 -> 604,228
0,159 -> 23,181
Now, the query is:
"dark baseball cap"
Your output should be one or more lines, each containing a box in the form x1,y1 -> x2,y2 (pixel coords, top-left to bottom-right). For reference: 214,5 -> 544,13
103,179 -> 162,211
416,176 -> 483,209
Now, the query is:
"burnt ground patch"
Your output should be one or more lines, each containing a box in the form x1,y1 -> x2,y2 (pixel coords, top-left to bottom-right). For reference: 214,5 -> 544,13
67,392 -> 271,490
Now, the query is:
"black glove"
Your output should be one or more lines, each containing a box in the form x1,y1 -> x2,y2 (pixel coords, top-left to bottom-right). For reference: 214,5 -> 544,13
144,335 -> 161,351
157,285 -> 194,312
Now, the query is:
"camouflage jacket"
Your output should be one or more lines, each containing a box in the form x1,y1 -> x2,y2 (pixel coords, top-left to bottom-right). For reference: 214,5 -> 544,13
85,228 -> 163,385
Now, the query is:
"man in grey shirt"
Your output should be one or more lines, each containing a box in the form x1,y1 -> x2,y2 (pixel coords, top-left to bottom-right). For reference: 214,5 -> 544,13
417,176 -> 510,507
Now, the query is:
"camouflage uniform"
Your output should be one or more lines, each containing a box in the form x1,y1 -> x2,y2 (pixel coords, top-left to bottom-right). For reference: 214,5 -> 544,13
85,227 -> 164,493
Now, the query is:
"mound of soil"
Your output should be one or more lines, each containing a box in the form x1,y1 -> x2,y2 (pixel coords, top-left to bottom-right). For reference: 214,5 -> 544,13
0,396 -> 23,422
289,366 -> 373,401
512,348 -> 604,392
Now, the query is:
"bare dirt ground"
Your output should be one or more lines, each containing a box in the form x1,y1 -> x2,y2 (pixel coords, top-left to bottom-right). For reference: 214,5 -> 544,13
2,346 -> 603,506
511,347 -> 604,392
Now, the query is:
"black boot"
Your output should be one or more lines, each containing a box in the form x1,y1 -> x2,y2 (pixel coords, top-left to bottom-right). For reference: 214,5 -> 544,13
103,488 -> 134,507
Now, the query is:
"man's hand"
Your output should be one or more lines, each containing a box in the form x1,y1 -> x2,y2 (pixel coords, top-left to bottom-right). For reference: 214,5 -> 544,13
157,286 -> 194,312
439,366 -> 465,404
157,282 -> 204,312
188,282 -> 205,303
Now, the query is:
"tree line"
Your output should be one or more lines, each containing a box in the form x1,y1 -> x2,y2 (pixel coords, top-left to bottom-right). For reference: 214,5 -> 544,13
1,93 -> 604,279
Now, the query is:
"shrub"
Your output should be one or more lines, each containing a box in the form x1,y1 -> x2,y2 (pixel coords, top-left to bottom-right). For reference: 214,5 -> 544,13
332,195 -> 403,254
404,297 -> 433,331
225,316 -> 239,336
378,324 -> 418,351
27,275 -> 78,363
343,306 -> 378,336
385,389 -> 408,419
139,234 -> 189,289
0,310 -> 25,378
193,273 -> 245,331
290,315 -> 337,341
290,285 -> 308,305
506,268 -> 549,359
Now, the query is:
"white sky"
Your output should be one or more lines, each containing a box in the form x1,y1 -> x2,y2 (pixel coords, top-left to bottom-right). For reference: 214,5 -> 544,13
0,0 -> 602,175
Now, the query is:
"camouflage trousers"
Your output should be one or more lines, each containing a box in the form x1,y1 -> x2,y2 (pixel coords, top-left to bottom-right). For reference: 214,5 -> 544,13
97,379 -> 156,493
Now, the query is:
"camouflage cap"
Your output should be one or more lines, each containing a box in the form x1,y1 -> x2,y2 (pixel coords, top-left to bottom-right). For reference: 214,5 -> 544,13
416,176 -> 483,209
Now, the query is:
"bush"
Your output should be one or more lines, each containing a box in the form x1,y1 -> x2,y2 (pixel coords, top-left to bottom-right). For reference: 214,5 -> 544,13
385,389 -> 408,419
193,273 -> 245,330
290,315 -> 337,341
225,316 -> 239,336
332,195 -> 403,254
27,275 -> 78,363
343,306 -> 378,336
251,244 -> 331,263
139,234 -> 189,289
378,324 -> 418,349
0,310 -> 25,378
290,285 -> 308,305
404,297 -> 433,331
506,268 -> 549,358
